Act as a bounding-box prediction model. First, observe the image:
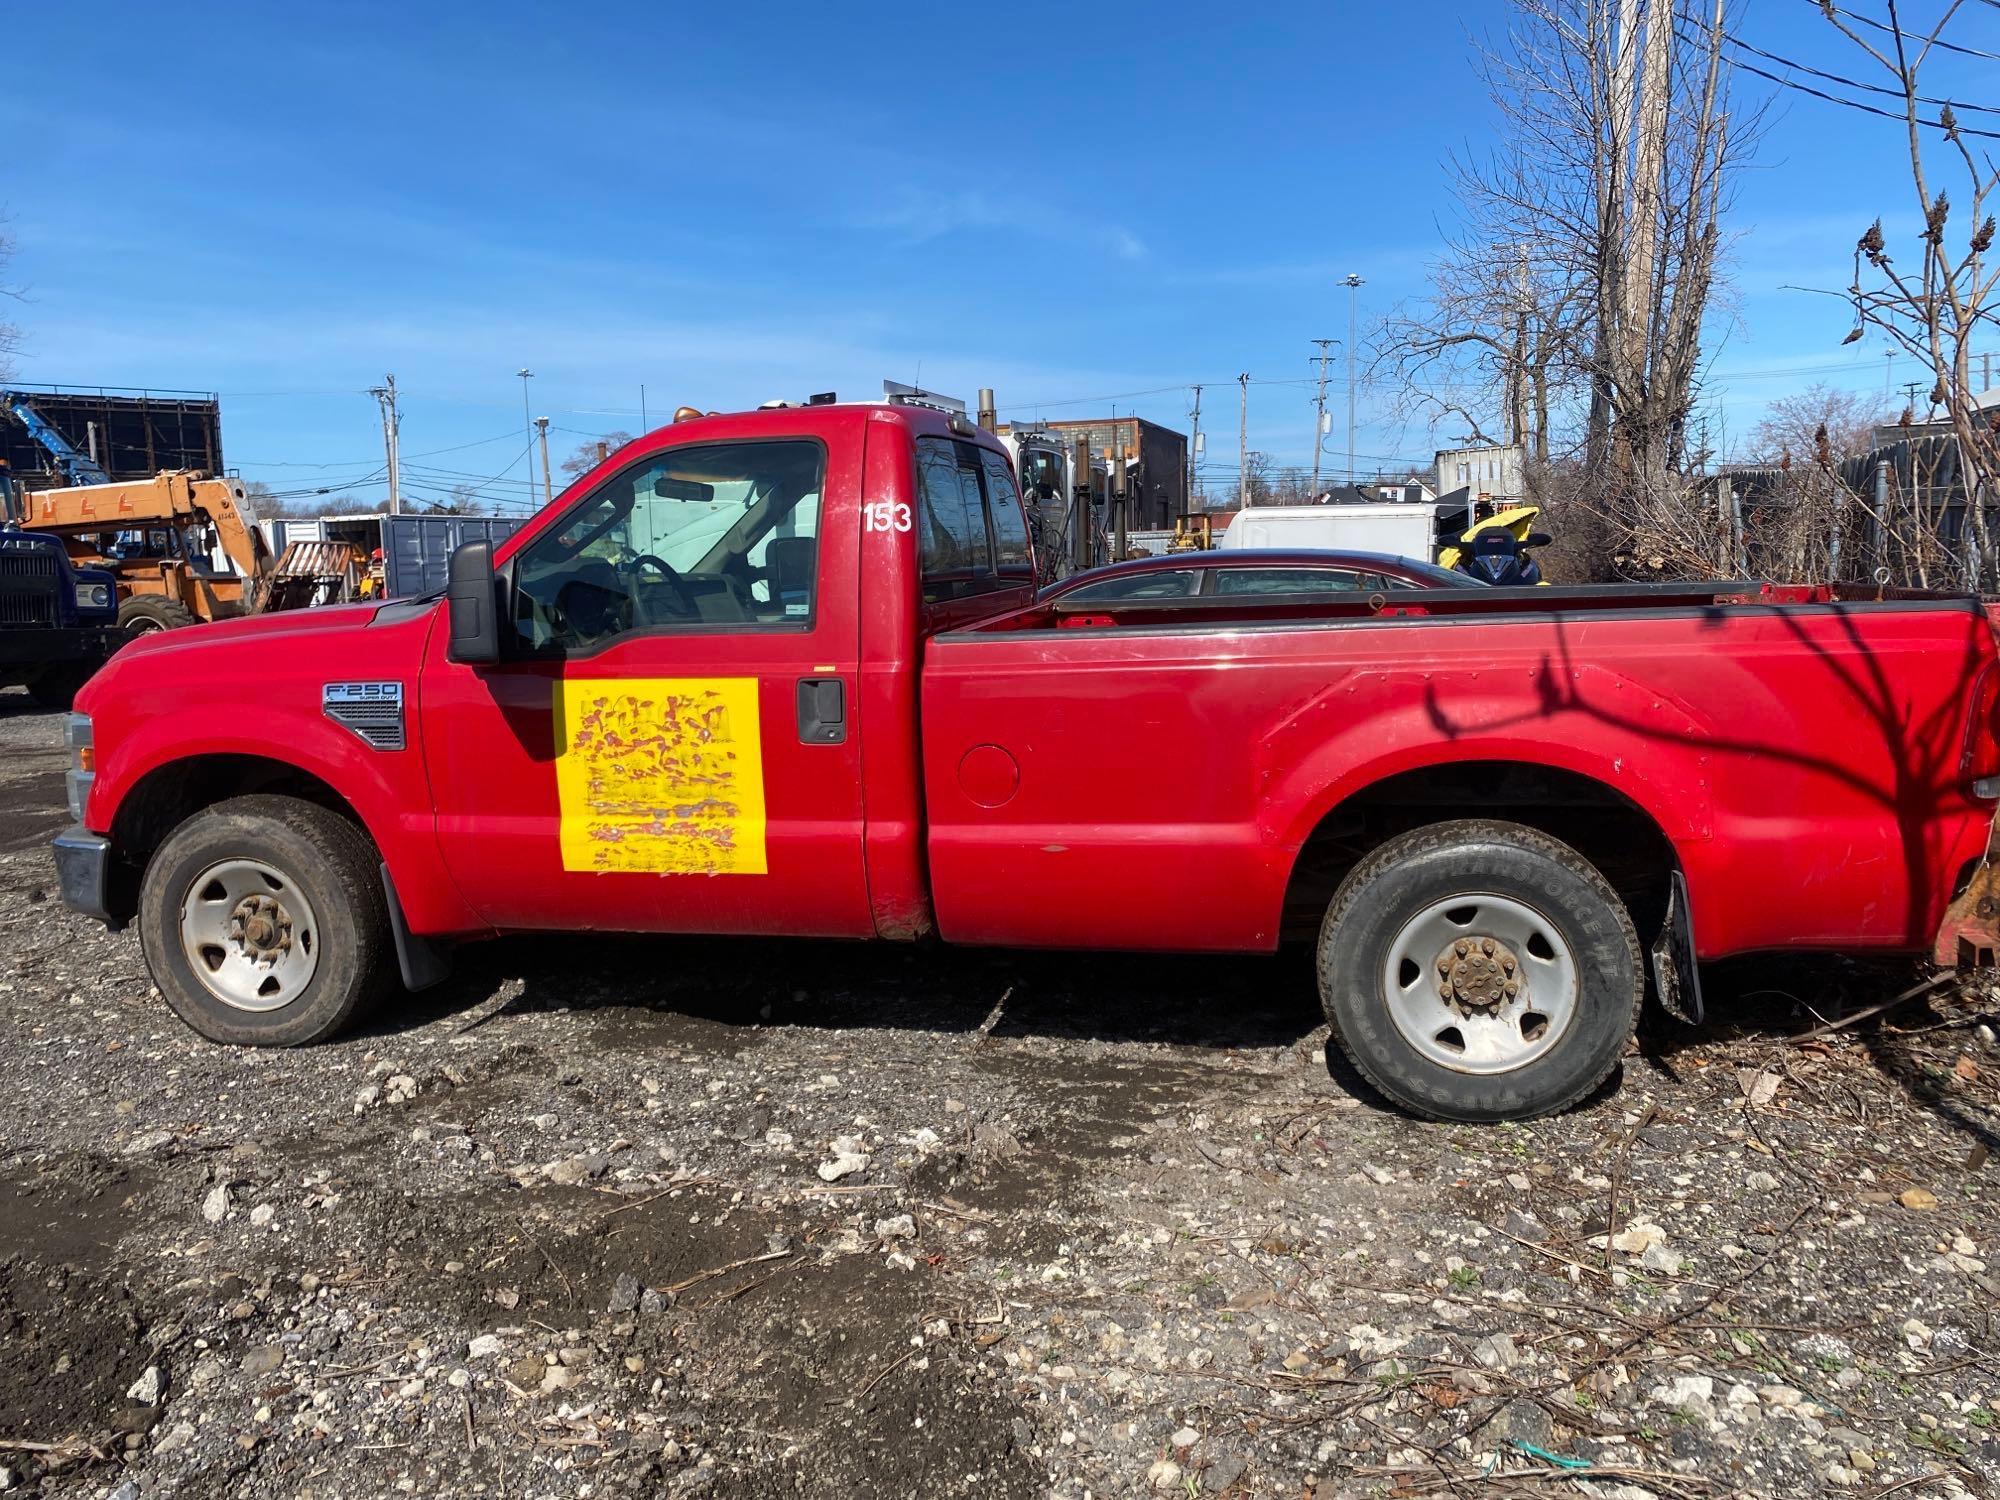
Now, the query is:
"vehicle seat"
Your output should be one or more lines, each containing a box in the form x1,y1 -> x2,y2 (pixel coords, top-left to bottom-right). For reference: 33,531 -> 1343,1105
766,535 -> 816,616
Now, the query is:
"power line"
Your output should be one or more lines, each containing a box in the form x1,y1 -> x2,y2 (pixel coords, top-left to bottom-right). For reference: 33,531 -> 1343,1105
1816,2 -> 2000,63
1705,28 -> 2000,138
1719,26 -> 2000,117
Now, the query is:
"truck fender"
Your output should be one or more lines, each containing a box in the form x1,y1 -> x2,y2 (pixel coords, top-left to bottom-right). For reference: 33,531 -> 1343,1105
91,706 -> 478,939
1262,664 -> 1716,856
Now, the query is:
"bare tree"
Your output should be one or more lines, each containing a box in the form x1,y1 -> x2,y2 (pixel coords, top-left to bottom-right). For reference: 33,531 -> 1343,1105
1748,383 -> 1893,466
1385,1 -> 1760,563
559,430 -> 634,480
1241,451 -> 1275,507
1816,0 -> 1999,588
1374,241 -> 1588,460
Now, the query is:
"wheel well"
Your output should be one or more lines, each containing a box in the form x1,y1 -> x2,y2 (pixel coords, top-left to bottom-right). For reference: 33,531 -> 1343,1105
105,755 -> 375,923
1281,762 -> 1680,945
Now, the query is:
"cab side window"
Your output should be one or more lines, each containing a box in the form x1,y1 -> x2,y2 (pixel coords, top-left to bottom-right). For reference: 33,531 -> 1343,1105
977,451 -> 1034,580
510,439 -> 825,652
914,437 -> 1035,602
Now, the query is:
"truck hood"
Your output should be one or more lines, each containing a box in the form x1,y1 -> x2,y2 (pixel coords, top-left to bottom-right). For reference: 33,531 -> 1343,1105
78,600 -> 438,719
117,601 -> 414,659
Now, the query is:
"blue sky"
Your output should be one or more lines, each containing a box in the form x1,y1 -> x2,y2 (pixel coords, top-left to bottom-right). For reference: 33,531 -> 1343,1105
4,0 -> 1996,512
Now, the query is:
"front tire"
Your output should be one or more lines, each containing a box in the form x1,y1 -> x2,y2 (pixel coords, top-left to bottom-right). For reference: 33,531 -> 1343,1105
118,596 -> 197,633
1318,820 -> 1642,1122
138,795 -> 392,1046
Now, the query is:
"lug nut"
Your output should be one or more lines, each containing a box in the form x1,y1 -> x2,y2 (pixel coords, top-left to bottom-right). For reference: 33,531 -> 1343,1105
1454,939 -> 1470,956
1504,980 -> 1519,997
1480,937 -> 1495,954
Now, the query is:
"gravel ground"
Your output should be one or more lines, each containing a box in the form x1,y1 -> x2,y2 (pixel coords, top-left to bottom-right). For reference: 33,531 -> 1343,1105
1,691 -> 1997,1500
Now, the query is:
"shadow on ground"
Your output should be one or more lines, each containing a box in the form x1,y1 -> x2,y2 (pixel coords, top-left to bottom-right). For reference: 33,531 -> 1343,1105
363,934 -> 1329,1056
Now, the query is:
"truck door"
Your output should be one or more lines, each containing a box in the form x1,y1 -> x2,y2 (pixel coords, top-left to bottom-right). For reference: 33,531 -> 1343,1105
418,433 -> 872,937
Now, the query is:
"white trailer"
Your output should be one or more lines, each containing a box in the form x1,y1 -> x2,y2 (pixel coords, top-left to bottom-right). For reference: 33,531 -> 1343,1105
1217,502 -> 1436,560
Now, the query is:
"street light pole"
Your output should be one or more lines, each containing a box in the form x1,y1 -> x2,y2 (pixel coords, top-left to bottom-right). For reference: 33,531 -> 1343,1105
1341,274 -> 1364,481
534,416 -> 553,507
516,368 -> 535,504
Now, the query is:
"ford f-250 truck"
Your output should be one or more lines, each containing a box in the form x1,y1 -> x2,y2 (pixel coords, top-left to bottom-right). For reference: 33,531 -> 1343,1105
49,395 -> 2000,1121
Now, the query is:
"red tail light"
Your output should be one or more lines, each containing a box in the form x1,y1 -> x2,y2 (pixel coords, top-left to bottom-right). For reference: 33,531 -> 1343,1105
1962,661 -> 2000,788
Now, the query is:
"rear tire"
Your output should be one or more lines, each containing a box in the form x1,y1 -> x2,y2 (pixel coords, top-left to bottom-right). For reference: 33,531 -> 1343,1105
117,596 -> 196,633
138,795 -> 392,1046
1318,819 -> 1642,1122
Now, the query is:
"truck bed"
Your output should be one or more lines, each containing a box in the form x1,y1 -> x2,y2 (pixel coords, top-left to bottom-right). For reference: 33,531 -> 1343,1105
919,581 -> 1998,964
974,579 -> 1977,633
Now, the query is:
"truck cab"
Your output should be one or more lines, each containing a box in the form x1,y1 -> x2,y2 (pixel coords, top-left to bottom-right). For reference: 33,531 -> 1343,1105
0,460 -> 125,708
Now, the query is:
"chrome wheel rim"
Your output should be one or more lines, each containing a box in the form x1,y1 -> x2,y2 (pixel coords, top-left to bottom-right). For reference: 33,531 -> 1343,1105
1380,892 -> 1578,1075
177,858 -> 320,1012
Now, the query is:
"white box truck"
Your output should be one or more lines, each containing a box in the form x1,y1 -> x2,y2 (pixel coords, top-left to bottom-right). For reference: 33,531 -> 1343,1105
1218,503 -> 1435,560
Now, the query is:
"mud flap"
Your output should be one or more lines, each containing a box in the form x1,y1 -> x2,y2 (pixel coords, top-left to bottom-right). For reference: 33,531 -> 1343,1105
380,863 -> 453,992
1648,870 -> 1704,1025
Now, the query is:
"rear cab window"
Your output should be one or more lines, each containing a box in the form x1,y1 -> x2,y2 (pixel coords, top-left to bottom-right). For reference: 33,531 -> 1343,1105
914,436 -> 1035,603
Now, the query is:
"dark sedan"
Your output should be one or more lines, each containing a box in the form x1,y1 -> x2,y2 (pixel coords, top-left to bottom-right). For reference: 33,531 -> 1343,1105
1041,549 -> 1478,603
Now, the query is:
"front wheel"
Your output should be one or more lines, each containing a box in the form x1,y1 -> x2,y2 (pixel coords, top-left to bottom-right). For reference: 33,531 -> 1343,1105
138,795 -> 392,1046
1318,820 -> 1642,1122
117,596 -> 197,633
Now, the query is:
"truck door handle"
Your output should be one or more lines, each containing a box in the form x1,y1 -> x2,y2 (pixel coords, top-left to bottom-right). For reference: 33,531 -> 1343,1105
796,677 -> 846,744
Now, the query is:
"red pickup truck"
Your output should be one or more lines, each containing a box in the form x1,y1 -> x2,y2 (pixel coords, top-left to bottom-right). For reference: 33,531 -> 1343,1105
50,395 -> 2000,1122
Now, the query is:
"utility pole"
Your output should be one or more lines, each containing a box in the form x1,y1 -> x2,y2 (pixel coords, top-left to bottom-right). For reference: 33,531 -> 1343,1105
640,384 -> 649,431
1901,380 -> 1926,417
368,374 -> 401,515
534,416 -> 552,507
516,368 -> 535,501
1237,372 -> 1250,508
1885,349 -> 1895,397
1187,384 -> 1202,516
1309,339 -> 1336,494
1341,274 -> 1364,481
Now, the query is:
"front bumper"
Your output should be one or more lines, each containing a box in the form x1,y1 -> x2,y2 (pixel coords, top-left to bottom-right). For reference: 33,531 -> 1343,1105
0,625 -> 126,669
52,825 -> 118,928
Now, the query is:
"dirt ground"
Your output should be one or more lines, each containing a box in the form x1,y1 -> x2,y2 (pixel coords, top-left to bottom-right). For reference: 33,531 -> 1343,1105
0,692 -> 1996,1500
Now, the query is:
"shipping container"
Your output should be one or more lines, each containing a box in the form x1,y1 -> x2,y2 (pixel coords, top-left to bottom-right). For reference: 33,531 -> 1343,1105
304,513 -> 523,600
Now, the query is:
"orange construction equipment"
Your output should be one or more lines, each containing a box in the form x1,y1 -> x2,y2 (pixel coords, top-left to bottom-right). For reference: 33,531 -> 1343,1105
4,470 -> 276,632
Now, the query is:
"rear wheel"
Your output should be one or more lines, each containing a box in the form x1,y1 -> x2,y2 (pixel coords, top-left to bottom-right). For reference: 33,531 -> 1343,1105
117,596 -> 196,633
1318,820 -> 1642,1122
138,795 -> 392,1046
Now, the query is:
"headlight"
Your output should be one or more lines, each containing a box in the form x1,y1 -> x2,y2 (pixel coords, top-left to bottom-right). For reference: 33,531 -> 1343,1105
64,713 -> 95,825
75,582 -> 112,611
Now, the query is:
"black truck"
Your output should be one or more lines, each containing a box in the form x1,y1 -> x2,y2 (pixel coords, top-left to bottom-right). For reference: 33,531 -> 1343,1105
0,462 -> 126,708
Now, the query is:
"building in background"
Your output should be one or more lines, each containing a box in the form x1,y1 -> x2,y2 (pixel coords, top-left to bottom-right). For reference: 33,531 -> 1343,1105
1000,416 -> 1188,529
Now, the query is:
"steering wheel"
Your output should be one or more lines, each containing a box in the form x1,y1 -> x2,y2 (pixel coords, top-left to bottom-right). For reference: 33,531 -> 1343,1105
553,576 -> 632,642
629,553 -> 695,616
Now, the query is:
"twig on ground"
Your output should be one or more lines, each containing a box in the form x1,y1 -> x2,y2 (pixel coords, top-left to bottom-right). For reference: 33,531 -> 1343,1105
1791,972 -> 1955,1042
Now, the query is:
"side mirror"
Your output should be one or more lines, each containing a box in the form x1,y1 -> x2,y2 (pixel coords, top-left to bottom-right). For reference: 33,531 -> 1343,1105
1524,532 -> 1553,548
446,541 -> 504,663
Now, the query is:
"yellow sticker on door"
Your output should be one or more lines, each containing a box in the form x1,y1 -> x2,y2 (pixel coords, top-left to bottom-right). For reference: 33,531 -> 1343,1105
553,678 -> 766,875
